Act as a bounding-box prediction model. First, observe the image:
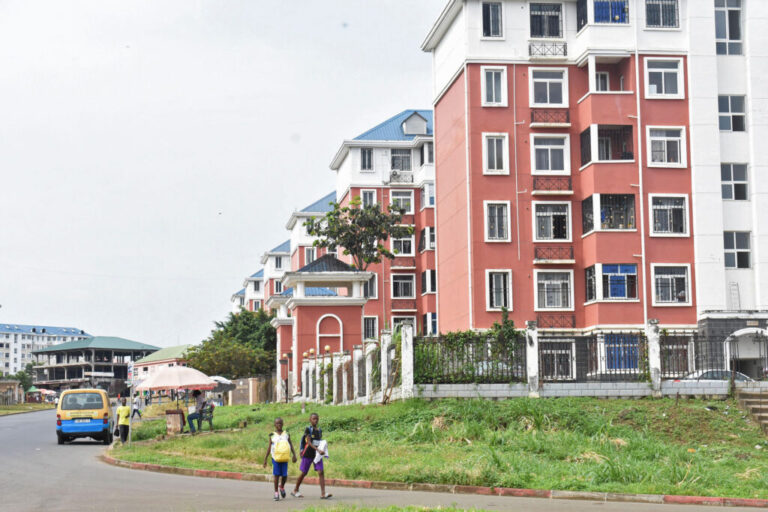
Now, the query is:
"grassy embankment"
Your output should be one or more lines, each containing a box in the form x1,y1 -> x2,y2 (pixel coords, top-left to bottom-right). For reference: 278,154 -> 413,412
0,403 -> 55,416
113,397 -> 768,498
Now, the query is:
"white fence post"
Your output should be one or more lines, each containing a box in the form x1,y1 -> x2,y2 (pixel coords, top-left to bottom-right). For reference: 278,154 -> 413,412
352,346 -> 363,401
526,321 -> 540,397
401,325 -> 414,399
332,353 -> 342,404
380,331 -> 391,397
646,318 -> 662,397
364,341 -> 376,403
341,352 -> 350,403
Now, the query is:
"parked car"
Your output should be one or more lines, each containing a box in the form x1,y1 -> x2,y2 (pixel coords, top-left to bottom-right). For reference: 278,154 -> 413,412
681,370 -> 754,382
56,389 -> 113,445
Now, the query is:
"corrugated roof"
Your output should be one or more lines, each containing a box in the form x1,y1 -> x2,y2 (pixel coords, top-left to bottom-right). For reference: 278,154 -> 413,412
297,254 -> 359,273
354,110 -> 433,141
32,336 -> 160,354
269,240 -> 291,254
135,344 -> 193,364
300,191 -> 336,213
0,324 -> 90,336
250,270 -> 264,278
280,287 -> 337,297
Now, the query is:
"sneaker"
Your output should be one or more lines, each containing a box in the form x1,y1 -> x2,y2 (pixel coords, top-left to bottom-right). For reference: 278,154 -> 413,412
291,491 -> 303,498
280,488 -> 286,499
273,492 -> 279,501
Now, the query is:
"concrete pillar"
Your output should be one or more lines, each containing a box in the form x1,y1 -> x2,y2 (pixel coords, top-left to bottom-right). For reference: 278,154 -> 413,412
646,318 -> 662,397
401,325 -> 414,399
526,321 -> 540,397
364,342 -> 376,403
322,356 -> 330,403
341,353 -> 349,403
352,345 -> 363,400
332,353 -> 342,404
380,331 -> 391,395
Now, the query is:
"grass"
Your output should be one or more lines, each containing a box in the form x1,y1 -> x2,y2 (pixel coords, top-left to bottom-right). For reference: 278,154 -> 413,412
0,403 -> 55,416
113,397 -> 768,499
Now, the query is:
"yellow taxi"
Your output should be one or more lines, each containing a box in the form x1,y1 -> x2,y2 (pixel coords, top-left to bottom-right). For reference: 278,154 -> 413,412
56,389 -> 113,445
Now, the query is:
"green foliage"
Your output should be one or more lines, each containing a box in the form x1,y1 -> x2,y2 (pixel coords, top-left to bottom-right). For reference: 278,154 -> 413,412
304,196 -> 414,270
8,362 -> 36,391
212,309 -> 276,353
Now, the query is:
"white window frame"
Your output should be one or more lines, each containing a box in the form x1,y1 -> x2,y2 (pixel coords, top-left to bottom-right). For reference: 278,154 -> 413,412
715,0 -> 742,55
421,269 -> 437,295
649,194 -> 689,237
254,281 -> 260,292
645,0 -> 680,29
530,133 -> 570,175
528,67 -> 569,108
651,263 -> 691,307
274,281 -> 283,294
595,71 -> 609,91
363,274 -> 378,299
481,66 -> 508,107
274,256 -> 283,270
485,269 -> 513,311
724,231 -> 751,269
390,190 -> 414,215
482,132 -> 509,175
423,313 -> 438,336
595,263 -> 640,302
718,95 -> 746,132
646,126 -> 686,168
644,57 -> 683,99
304,246 -> 316,264
363,316 -> 379,340
529,2 -> 565,39
391,233 -> 415,257
391,274 -> 416,299
420,182 -> 435,209
721,163 -> 748,201
392,316 -> 417,333
532,201 -> 572,242
481,1 -> 505,40
361,189 -> 377,208
534,269 -> 574,312
483,200 -> 511,243
360,147 -> 374,172
419,227 -> 436,252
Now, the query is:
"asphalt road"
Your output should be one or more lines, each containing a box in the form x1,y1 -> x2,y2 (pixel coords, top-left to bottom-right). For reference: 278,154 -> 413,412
0,410 -> 760,512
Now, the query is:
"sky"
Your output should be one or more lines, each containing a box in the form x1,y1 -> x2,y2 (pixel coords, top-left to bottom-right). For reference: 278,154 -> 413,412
0,0 -> 445,347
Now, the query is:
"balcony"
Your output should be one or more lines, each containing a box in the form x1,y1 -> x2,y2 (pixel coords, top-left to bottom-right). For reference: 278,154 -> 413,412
534,246 -> 575,264
537,314 -> 576,329
388,170 -> 413,184
530,109 -> 571,128
391,257 -> 416,269
391,299 -> 417,312
580,125 -> 634,167
529,40 -> 567,59
532,176 -> 573,196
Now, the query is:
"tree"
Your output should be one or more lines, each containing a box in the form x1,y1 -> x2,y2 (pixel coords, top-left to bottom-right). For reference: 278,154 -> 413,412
212,308 -> 276,353
304,196 -> 414,271
9,362 -> 36,391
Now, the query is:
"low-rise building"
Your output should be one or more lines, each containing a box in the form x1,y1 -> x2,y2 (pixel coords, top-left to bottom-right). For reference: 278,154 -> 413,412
0,380 -> 23,405
132,344 -> 193,388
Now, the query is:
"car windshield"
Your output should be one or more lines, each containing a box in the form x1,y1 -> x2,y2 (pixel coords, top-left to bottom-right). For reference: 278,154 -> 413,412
61,392 -> 104,410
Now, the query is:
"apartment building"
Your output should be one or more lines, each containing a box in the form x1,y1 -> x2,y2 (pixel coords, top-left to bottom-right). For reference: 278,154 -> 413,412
260,239 -> 291,311
243,269 -> 265,312
230,288 -> 246,313
1,324 -> 91,376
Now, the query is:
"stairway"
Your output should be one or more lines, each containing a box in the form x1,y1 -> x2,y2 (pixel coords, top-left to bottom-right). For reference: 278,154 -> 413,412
737,389 -> 768,434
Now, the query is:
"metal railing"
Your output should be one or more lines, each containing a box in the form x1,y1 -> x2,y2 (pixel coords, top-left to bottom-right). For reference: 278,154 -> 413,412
537,314 -> 576,329
531,109 -> 570,124
389,171 -> 414,184
534,246 -> 574,261
529,40 -> 567,57
661,332 -> 768,380
533,176 -> 572,193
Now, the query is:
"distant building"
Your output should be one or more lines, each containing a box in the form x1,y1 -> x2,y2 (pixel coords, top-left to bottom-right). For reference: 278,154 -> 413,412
132,344 -> 193,388
32,336 -> 158,392
0,380 -> 23,405
231,288 -> 246,313
0,324 -> 91,376
243,269 -> 265,312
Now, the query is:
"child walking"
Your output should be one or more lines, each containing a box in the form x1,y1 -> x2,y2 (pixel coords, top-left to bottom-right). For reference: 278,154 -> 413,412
292,412 -> 332,499
263,417 -> 297,501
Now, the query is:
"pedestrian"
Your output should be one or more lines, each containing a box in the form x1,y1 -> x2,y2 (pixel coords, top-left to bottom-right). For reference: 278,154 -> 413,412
131,393 -> 142,419
262,417 -> 297,501
292,412 -> 332,499
186,390 -> 206,434
116,397 -> 131,443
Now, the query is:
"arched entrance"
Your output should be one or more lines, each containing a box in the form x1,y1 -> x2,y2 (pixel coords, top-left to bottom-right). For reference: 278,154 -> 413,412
725,328 -> 768,380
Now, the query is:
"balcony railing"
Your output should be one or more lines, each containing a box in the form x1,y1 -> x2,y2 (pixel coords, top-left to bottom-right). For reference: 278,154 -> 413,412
529,40 -> 567,58
534,246 -> 574,262
533,176 -> 572,193
581,125 -> 634,166
531,109 -> 570,125
391,299 -> 417,311
389,171 -> 414,184
391,257 -> 416,268
537,314 -> 576,329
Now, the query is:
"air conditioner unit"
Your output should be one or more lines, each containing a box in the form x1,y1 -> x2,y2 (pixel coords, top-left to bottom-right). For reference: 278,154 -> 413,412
392,170 -> 399,176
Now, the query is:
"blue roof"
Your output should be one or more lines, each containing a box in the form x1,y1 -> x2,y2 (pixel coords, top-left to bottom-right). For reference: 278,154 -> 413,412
300,191 -> 336,213
0,324 -> 90,336
280,287 -> 337,297
269,240 -> 291,253
250,269 -> 264,278
233,288 -> 245,296
354,110 -> 433,141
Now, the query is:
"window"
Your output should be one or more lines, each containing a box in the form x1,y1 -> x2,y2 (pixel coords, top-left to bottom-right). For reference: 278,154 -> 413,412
363,275 -> 377,299
531,135 -> 569,174
418,227 -> 436,251
602,264 -> 638,299
253,300 -> 261,311
646,0 -> 679,28
487,270 -> 511,310
648,128 -> 685,166
364,317 -> 378,340
274,256 -> 283,269
724,231 -> 750,268
585,266 -> 597,302
421,270 -> 437,294
305,247 -> 316,264
482,2 -> 503,37
652,265 -> 690,305
540,340 -> 575,380
721,163 -> 748,200
645,59 -> 682,98
483,133 -> 508,174
392,316 -> 416,333
361,189 -> 377,208
392,274 -> 415,299
392,234 -> 414,256
533,202 -> 570,241
594,0 -> 629,23
530,69 -> 567,107
422,313 -> 438,336
582,196 -> 594,234
719,95 -> 746,132
390,190 -> 413,214
391,149 -> 412,171
651,196 -> 688,235
595,72 -> 609,91
420,183 -> 435,208
715,0 -> 742,55
420,142 -> 434,165
482,67 -> 507,106
601,194 -> 635,230
605,333 -> 641,370
485,201 -> 510,242
254,281 -> 260,292
530,3 -> 562,38
361,148 -> 373,171
536,271 -> 573,310
275,281 -> 283,294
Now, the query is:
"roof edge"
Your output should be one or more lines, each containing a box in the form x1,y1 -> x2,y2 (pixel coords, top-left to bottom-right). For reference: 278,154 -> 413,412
421,0 -> 463,52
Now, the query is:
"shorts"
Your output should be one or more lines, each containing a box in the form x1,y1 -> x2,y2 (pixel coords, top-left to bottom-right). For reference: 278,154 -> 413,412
272,460 -> 288,477
299,456 -> 323,473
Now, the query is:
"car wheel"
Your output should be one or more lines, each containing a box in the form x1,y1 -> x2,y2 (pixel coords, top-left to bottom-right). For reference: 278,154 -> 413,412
57,433 -> 64,445
103,433 -> 113,445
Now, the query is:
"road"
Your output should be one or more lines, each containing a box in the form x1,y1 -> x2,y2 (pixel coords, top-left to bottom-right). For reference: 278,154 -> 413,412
0,410 -> 759,512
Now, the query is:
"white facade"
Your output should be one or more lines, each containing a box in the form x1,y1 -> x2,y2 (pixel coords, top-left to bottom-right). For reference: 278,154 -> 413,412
243,273 -> 265,312
1,325 -> 90,375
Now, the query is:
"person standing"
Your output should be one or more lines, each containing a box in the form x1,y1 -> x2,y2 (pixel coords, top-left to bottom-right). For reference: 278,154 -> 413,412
131,393 -> 142,419
115,398 -> 131,443
186,390 -> 206,434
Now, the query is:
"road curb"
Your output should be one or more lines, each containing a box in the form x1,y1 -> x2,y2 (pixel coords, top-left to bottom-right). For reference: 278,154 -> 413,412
0,407 -> 55,418
100,453 -> 768,508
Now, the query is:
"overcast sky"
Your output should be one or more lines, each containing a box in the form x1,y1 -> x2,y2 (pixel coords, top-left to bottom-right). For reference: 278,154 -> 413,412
0,0 -> 444,347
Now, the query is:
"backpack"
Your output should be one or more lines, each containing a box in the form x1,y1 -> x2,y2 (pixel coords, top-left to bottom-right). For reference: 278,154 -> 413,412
272,432 -> 290,463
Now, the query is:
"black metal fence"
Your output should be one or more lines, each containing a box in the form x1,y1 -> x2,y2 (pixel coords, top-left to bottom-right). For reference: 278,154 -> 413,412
661,332 -> 768,380
533,176 -> 572,193
529,41 -> 567,57
531,109 -> 570,124
534,246 -> 574,261
414,332 -> 527,384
